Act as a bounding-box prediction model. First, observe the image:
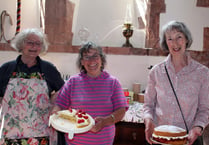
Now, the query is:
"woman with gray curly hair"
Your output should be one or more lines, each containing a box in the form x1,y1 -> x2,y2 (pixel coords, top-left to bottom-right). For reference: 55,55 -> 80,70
143,21 -> 209,145
0,28 -> 64,145
76,41 -> 107,73
52,41 -> 128,145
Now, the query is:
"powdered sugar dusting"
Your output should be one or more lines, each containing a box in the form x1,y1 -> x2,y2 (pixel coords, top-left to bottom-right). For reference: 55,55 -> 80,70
155,125 -> 185,133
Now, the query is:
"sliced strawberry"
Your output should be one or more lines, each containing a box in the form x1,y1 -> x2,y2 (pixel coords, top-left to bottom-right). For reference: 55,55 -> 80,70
82,112 -> 86,115
68,108 -> 73,112
78,119 -> 85,123
83,116 -> 89,119
77,114 -> 83,118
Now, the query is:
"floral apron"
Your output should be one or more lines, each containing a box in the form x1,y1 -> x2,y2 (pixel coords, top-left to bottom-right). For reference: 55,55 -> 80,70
0,76 -> 57,145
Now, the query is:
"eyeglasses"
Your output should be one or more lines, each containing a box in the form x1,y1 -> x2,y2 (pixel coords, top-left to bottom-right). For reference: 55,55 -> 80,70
24,40 -> 42,47
82,54 -> 100,61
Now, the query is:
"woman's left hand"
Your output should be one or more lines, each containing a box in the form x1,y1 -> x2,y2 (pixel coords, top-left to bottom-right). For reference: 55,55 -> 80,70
91,108 -> 126,133
91,116 -> 106,133
187,126 -> 202,145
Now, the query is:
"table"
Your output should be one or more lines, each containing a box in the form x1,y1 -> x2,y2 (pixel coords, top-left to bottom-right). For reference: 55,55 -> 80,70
113,102 -> 146,145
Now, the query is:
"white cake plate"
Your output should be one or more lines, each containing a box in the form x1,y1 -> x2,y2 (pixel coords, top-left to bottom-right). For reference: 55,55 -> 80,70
49,111 -> 95,139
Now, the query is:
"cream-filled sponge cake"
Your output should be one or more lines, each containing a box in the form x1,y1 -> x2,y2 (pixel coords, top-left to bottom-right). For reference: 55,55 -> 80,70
152,125 -> 188,145
58,108 -> 90,128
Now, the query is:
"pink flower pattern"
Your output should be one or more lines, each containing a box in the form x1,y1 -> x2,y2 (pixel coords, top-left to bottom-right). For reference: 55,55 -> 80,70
1,78 -> 57,145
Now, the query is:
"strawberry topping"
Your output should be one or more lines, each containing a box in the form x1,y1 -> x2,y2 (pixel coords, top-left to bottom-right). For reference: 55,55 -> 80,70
83,116 -> 89,119
78,119 -> 85,123
68,108 -> 73,112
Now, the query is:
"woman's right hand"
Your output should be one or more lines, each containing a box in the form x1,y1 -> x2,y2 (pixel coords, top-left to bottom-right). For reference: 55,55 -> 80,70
50,105 -> 61,115
144,118 -> 155,144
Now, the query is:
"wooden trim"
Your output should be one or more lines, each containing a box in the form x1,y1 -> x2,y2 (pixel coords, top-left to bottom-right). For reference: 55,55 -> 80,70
196,0 -> 209,7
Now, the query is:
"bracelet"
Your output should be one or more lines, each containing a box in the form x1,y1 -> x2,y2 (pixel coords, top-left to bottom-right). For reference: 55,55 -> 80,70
110,114 -> 115,123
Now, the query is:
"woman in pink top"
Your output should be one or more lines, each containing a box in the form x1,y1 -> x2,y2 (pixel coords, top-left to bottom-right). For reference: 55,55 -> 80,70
143,21 -> 209,145
52,42 -> 128,145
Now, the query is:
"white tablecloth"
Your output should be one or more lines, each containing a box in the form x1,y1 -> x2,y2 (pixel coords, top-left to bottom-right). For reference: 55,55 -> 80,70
122,102 -> 144,123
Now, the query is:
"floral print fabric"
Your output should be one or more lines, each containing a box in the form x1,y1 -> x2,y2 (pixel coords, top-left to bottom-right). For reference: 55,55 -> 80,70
4,136 -> 49,145
0,73 -> 57,145
10,72 -> 45,80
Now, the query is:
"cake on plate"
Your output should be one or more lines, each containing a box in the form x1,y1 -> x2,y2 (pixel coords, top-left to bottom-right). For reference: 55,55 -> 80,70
58,108 -> 90,128
152,125 -> 188,145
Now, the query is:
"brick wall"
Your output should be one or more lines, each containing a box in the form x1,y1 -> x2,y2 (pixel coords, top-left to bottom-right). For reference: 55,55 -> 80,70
204,27 -> 209,51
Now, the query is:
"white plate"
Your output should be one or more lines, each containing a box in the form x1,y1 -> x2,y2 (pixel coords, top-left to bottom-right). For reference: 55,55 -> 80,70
49,111 -> 95,139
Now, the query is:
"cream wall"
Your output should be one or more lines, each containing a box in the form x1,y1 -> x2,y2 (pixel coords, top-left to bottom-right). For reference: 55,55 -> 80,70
72,0 -> 146,48
160,0 -> 209,51
44,53 -> 166,91
0,0 -> 208,91
0,51 -> 165,92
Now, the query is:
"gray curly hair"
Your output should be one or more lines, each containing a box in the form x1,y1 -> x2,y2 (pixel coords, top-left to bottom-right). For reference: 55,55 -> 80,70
10,28 -> 49,53
76,41 -> 107,73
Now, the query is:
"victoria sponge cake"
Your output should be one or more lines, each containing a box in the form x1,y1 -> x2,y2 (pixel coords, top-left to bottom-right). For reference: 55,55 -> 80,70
152,125 -> 188,145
